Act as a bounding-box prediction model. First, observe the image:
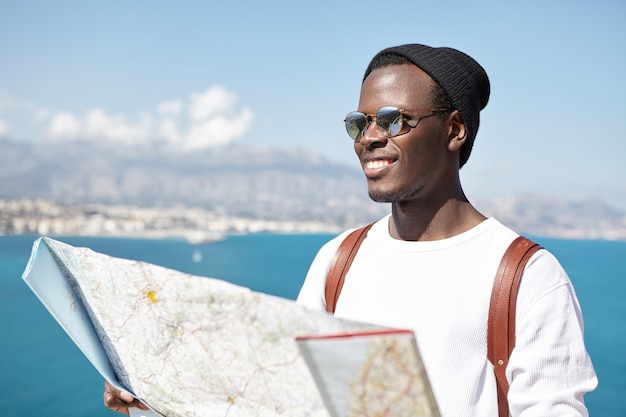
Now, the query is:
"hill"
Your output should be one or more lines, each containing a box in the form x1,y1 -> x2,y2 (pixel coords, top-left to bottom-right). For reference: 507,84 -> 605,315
0,139 -> 387,227
1,139 -> 624,240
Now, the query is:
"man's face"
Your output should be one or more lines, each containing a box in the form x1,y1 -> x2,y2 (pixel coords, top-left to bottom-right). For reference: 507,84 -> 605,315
354,64 -> 453,204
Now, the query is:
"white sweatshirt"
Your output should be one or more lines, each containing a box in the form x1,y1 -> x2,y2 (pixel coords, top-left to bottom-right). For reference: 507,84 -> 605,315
297,216 -> 597,417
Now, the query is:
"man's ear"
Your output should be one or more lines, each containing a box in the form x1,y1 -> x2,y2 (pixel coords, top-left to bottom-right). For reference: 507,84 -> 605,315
447,111 -> 467,152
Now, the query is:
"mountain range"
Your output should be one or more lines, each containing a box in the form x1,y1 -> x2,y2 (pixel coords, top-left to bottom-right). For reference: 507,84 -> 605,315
0,139 -> 388,227
1,139 -> 624,239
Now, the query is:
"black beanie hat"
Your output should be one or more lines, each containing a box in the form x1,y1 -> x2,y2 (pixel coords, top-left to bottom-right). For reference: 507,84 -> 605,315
363,44 -> 490,166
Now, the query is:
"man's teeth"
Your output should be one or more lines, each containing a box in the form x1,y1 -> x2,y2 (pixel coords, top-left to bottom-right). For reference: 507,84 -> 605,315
366,160 -> 392,169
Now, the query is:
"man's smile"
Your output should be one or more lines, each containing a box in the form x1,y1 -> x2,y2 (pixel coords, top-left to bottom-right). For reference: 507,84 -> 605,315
363,158 -> 397,178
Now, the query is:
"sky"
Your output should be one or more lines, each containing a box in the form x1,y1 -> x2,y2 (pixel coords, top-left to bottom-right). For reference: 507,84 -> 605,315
1,0 -> 625,210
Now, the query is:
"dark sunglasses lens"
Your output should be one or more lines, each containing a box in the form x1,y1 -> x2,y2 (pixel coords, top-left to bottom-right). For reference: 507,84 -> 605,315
345,112 -> 367,141
377,107 -> 403,137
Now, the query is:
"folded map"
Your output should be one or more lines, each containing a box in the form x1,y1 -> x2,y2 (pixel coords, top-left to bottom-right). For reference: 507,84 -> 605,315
22,237 -> 439,417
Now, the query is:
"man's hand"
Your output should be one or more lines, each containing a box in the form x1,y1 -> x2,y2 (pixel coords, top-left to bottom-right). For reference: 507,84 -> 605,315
103,380 -> 150,415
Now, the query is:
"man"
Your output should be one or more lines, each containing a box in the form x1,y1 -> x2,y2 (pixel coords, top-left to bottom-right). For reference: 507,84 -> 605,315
296,44 -> 597,416
105,43 -> 597,416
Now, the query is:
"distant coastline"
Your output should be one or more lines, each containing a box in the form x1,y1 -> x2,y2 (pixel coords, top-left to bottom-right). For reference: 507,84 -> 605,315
0,199 -> 344,243
2,197 -> 625,242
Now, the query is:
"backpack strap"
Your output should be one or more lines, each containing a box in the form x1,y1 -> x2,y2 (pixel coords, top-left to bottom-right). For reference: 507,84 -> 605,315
324,223 -> 373,313
487,236 -> 542,417
325,227 -> 542,417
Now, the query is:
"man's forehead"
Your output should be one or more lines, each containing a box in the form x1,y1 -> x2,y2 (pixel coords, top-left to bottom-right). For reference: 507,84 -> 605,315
360,65 -> 434,102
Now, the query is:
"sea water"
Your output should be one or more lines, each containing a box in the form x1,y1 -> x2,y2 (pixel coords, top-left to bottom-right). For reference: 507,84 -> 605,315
0,234 -> 624,417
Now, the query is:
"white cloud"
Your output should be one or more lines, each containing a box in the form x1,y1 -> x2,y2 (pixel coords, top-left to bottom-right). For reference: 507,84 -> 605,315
37,85 -> 253,150
178,85 -> 254,150
47,109 -> 152,145
159,118 -> 182,145
83,109 -> 152,145
189,86 -> 237,121
48,111 -> 81,139
184,107 -> 253,150
0,119 -> 9,137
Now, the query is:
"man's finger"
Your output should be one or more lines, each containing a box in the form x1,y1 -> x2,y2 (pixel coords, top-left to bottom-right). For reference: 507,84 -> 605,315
104,381 -> 150,412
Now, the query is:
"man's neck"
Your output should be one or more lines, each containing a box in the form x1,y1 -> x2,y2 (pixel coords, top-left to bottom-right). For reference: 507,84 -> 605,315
389,196 -> 486,242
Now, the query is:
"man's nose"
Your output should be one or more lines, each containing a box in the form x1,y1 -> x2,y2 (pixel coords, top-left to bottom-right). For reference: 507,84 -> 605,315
357,122 -> 388,149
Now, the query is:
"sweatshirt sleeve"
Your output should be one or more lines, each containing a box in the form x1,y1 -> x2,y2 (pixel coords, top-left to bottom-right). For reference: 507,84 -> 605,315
296,230 -> 353,312
506,250 -> 598,417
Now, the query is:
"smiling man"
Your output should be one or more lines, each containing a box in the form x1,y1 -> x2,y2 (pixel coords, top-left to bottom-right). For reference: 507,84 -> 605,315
296,44 -> 597,416
104,44 -> 597,417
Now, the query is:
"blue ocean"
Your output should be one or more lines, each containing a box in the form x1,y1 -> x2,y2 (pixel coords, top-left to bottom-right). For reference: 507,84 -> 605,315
0,233 -> 624,417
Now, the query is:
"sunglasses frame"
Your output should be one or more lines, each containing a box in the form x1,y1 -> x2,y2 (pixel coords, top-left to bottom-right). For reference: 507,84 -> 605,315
344,106 -> 453,142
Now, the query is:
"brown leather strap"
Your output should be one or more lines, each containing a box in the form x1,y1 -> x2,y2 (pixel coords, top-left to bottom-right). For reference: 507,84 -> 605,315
487,236 -> 542,417
324,223 -> 373,313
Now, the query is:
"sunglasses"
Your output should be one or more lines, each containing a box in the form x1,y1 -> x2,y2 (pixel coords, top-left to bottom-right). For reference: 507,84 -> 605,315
344,106 -> 452,142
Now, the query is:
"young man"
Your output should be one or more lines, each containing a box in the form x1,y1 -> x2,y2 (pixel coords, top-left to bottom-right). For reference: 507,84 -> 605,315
296,44 -> 597,416
105,44 -> 597,416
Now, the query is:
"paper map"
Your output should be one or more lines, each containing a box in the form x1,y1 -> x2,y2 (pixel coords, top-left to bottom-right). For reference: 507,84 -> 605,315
22,237 -> 439,417
297,330 -> 440,417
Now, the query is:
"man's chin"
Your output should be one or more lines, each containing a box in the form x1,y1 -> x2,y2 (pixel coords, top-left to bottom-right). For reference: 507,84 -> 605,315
368,190 -> 394,203
368,186 -> 420,204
